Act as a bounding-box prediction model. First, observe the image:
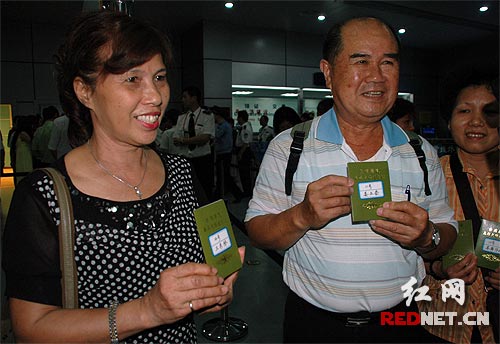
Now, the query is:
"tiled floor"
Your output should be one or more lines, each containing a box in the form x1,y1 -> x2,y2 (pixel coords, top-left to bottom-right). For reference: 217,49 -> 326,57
195,198 -> 288,343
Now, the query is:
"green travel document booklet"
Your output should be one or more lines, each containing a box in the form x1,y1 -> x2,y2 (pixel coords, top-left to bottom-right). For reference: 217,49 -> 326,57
194,199 -> 242,279
475,219 -> 500,270
347,161 -> 391,224
443,220 -> 475,269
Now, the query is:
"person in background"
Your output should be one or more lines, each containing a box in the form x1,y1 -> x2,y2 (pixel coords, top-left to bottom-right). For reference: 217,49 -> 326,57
0,129 -> 4,176
7,117 -> 19,150
257,115 -> 274,143
300,111 -> 314,122
254,114 -> 274,165
419,71 -> 499,344
316,98 -> 333,117
173,86 -> 215,201
2,10 -> 243,343
272,106 -> 301,136
213,107 -> 244,202
158,108 -> 181,155
154,116 -> 166,148
235,110 -> 254,198
10,115 -> 36,185
387,97 -> 417,132
48,113 -> 72,159
245,17 -> 457,343
32,105 -> 59,168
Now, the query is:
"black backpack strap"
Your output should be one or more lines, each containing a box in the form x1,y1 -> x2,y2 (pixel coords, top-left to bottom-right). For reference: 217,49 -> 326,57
449,152 -> 481,238
406,131 -> 432,196
285,120 -> 312,196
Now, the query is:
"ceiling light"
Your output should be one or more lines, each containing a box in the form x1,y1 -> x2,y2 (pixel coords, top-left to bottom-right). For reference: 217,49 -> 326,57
317,15 -> 326,21
479,6 -> 488,12
232,91 -> 253,95
225,2 -> 234,9
398,28 -> 406,34
281,93 -> 298,97
232,85 -> 299,91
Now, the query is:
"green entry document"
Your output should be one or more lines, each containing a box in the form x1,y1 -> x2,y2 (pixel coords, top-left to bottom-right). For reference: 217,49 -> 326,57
347,161 -> 391,224
194,199 -> 242,279
475,219 -> 500,270
443,220 -> 475,269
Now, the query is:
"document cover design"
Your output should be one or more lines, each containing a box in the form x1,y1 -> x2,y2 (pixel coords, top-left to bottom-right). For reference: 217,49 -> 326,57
443,220 -> 475,269
194,199 -> 242,278
475,219 -> 500,270
347,161 -> 391,224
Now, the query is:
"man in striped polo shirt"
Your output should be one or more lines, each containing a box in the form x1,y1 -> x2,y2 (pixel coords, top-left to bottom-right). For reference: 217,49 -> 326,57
245,17 -> 457,343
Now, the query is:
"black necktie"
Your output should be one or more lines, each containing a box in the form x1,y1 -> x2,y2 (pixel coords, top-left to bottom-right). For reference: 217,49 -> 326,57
188,113 -> 196,150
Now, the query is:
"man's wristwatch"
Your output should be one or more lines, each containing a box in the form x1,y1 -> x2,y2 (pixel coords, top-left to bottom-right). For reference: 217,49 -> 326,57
416,221 -> 440,254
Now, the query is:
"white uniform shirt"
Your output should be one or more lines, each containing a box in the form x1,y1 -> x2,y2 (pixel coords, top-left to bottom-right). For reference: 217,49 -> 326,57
236,121 -> 253,147
47,115 -> 72,158
173,107 -> 215,158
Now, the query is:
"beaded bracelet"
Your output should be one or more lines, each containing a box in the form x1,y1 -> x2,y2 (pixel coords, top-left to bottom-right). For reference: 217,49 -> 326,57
108,300 -> 119,344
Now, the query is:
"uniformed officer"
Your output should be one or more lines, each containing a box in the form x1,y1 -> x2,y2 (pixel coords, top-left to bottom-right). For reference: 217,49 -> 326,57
173,86 -> 215,200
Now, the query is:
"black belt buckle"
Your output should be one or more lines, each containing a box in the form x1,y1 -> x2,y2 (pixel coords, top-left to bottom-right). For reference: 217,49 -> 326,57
345,315 -> 371,327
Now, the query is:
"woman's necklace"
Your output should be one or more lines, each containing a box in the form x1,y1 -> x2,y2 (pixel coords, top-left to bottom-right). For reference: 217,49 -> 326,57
87,141 -> 148,199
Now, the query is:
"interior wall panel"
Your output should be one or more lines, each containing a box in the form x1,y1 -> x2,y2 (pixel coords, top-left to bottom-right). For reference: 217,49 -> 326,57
232,62 -> 285,86
231,28 -> 286,65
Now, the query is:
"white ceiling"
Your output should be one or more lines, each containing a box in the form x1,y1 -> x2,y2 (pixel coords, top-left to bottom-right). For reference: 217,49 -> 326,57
1,0 -> 499,50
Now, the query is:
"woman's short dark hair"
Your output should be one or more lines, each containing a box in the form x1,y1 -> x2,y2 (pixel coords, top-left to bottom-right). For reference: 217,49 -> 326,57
440,67 -> 497,122
55,10 -> 172,147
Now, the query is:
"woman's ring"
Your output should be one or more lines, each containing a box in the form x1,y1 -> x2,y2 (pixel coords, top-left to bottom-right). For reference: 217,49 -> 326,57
189,301 -> 194,312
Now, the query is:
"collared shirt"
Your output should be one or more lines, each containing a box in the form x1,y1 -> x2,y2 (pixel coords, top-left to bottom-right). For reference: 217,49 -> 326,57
421,150 -> 498,344
236,121 -> 253,147
245,108 -> 457,313
258,125 -> 274,143
173,107 -> 215,158
159,128 -> 181,155
215,120 -> 233,155
47,115 -> 72,159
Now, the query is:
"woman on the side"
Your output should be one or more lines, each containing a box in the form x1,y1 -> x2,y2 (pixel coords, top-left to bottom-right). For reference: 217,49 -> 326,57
421,72 -> 499,344
2,10 -> 243,343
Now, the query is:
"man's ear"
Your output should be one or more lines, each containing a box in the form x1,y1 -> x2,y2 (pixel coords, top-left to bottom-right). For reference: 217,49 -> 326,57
320,59 -> 333,90
73,77 -> 92,108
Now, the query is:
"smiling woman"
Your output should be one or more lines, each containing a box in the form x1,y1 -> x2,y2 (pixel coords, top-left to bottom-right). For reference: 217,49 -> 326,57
419,70 -> 499,344
2,10 -> 243,343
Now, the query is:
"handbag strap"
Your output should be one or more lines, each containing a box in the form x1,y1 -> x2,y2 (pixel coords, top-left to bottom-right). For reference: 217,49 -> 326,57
449,152 -> 481,239
40,167 -> 79,309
